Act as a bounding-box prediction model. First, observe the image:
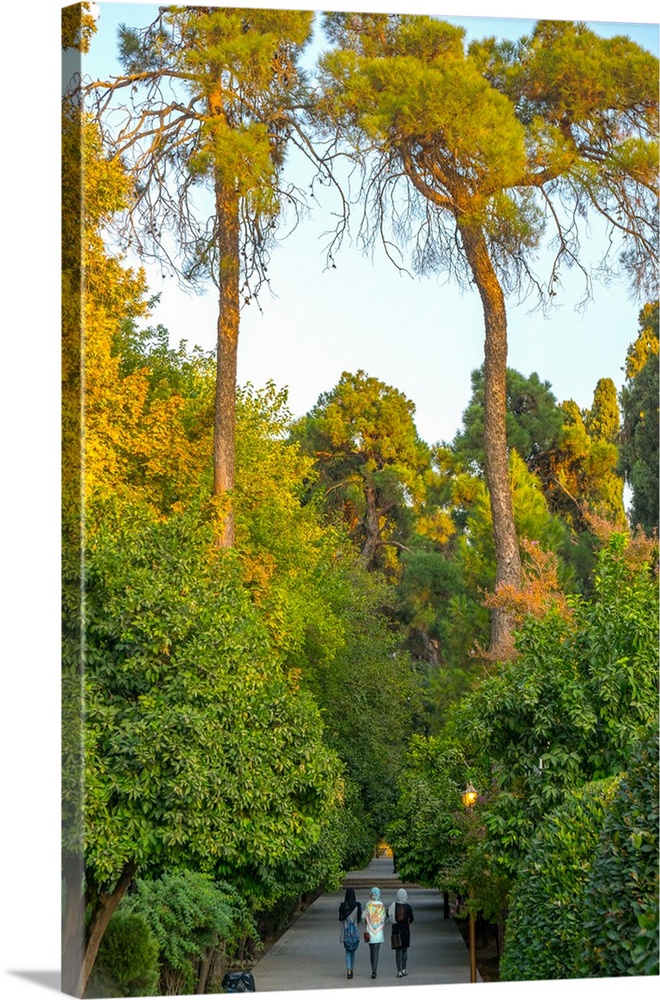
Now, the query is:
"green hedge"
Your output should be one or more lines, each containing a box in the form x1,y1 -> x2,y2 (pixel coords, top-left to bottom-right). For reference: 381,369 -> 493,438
581,732 -> 659,978
501,731 -> 659,982
500,776 -> 619,980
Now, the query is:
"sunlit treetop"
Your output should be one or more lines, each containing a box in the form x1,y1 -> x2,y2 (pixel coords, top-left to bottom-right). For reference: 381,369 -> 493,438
625,301 -> 659,380
85,6 -> 315,292
318,14 -> 659,300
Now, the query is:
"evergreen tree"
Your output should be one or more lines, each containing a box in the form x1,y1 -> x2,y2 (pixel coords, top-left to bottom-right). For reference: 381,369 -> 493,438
536,386 -> 625,543
293,370 -> 432,573
317,14 -> 658,652
587,378 -> 620,443
624,301 -> 659,378
452,365 -> 564,473
619,303 -> 659,533
84,6 -> 316,545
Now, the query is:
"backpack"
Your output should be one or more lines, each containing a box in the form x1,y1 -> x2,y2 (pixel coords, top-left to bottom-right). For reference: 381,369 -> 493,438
395,902 -> 407,925
344,915 -> 360,952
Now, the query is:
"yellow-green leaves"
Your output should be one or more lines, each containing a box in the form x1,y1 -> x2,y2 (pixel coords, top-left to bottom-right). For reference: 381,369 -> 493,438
624,302 -> 659,380
62,2 -> 97,54
523,20 -> 659,130
321,29 -> 527,198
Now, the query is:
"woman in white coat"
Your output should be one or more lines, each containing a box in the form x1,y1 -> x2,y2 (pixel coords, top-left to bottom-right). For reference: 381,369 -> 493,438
362,886 -> 387,978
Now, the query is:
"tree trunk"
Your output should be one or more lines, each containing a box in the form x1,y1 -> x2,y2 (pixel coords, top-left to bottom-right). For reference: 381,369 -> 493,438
74,861 -> 137,998
196,948 -> 213,994
460,222 -> 521,654
361,478 -> 380,568
214,174 -> 241,548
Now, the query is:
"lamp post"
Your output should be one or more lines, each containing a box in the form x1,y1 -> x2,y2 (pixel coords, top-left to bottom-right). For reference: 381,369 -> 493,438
461,781 -> 478,809
461,782 -> 478,984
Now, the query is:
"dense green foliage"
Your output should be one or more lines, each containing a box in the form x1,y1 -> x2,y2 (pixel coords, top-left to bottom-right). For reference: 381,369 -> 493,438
619,303 -> 659,533
501,730 -> 660,983
386,734 -> 479,888
87,911 -> 159,998
452,366 -> 564,473
78,498 -> 342,898
621,353 -> 660,532
460,534 -> 658,874
292,370 -> 433,572
389,535 -> 658,935
234,381 -> 426,852
126,872 -> 255,995
500,777 -> 620,980
581,733 -> 659,978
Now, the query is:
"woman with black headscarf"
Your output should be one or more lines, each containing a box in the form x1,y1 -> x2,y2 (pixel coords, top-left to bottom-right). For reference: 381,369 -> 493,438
338,888 -> 362,979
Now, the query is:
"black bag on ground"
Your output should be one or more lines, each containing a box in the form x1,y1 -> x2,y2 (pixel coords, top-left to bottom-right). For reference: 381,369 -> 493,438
222,970 -> 256,993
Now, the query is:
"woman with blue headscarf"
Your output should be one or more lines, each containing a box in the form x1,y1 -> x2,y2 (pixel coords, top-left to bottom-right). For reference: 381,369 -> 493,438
363,886 -> 387,978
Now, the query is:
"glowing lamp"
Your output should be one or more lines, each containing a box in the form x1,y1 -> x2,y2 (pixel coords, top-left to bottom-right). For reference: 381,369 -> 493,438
461,782 -> 478,809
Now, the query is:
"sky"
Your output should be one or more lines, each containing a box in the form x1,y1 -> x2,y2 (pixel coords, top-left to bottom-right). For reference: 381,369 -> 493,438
1,3 -> 658,1000
79,2 -> 659,448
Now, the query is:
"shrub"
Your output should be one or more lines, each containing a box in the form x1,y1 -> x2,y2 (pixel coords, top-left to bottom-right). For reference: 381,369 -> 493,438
85,910 -> 159,998
126,870 -> 257,996
500,777 -> 619,981
125,870 -> 256,993
581,732 -> 659,978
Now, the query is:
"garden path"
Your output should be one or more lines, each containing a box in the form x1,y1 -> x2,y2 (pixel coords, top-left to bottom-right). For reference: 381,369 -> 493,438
250,856 -> 480,993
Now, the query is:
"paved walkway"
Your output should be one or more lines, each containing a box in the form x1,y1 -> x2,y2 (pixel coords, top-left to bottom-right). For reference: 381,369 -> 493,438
250,858 -> 480,993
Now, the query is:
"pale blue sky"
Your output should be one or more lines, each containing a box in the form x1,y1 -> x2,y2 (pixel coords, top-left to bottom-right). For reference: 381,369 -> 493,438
82,1 -> 660,447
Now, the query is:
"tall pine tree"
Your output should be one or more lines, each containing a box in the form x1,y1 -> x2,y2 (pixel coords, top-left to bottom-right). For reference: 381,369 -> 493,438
317,14 -> 658,651
85,6 -> 315,545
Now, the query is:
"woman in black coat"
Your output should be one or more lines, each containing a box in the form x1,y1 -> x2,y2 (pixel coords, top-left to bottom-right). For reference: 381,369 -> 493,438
338,888 -> 362,979
388,888 -> 414,977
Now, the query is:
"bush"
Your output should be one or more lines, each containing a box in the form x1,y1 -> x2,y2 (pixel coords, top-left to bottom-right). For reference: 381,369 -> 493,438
456,533 -> 658,878
581,732 -> 659,978
500,777 -> 619,981
501,732 -> 659,982
85,911 -> 159,998
126,870 -> 257,996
